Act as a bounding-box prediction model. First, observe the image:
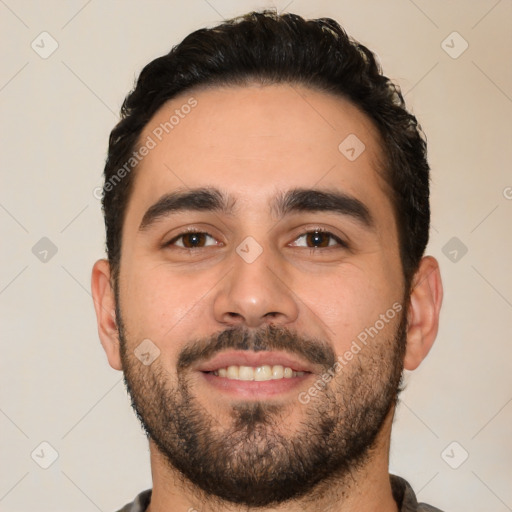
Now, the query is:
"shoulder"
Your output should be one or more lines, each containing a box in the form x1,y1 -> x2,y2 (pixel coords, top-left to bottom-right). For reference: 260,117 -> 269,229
115,489 -> 152,512
390,474 -> 445,512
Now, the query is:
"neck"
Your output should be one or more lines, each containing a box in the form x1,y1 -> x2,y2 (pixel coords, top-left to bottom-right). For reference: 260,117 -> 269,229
146,410 -> 398,512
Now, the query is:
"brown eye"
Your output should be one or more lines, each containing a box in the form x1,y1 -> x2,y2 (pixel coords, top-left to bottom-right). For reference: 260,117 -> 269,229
305,231 -> 331,248
169,232 -> 217,248
182,232 -> 207,248
291,230 -> 344,249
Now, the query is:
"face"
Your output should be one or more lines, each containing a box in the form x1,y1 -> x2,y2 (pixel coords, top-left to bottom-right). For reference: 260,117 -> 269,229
114,84 -> 408,506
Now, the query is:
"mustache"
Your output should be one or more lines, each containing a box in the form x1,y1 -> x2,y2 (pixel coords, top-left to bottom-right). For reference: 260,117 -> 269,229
177,324 -> 336,371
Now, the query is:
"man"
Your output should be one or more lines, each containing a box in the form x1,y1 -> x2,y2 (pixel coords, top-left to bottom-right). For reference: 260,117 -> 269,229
91,10 -> 444,512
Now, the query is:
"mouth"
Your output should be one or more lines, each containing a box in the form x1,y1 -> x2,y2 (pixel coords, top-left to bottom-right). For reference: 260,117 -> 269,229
195,350 -> 315,398
209,365 -> 306,381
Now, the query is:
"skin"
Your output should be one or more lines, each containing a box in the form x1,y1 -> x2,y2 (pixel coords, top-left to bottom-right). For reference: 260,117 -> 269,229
92,83 -> 443,512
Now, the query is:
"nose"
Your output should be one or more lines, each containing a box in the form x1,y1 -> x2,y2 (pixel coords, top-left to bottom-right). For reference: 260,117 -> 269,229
212,245 -> 299,329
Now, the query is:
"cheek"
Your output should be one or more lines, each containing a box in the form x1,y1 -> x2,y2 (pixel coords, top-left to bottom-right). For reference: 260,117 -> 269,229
294,264 -> 402,349
120,262 -> 214,346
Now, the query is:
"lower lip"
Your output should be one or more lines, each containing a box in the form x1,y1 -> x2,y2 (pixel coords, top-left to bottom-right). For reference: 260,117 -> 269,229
200,371 -> 312,399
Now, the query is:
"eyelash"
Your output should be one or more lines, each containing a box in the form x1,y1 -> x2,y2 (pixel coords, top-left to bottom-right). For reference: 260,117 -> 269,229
166,227 -> 348,250
292,228 -> 348,250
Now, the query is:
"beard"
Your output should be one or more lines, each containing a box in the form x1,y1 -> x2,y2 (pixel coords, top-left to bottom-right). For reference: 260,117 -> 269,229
117,309 -> 406,507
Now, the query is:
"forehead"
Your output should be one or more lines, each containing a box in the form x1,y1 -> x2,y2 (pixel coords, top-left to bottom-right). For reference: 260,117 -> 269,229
127,83 -> 393,226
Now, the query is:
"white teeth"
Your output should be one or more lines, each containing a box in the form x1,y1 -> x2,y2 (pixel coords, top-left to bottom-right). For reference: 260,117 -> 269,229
211,364 -> 304,381
227,366 -> 239,379
238,366 -> 254,381
272,365 -> 284,379
254,365 -> 272,381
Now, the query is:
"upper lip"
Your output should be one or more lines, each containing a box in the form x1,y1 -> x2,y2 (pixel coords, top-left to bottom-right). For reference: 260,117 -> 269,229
195,351 -> 315,373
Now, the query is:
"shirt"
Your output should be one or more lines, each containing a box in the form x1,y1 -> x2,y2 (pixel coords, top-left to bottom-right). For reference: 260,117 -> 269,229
116,475 -> 444,511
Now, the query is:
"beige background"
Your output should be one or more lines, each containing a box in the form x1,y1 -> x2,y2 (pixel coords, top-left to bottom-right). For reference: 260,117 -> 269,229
1,1 -> 511,511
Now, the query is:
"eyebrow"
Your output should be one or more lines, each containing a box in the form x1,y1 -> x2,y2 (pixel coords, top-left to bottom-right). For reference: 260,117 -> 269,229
138,186 -> 374,231
272,188 -> 374,228
139,188 -> 233,231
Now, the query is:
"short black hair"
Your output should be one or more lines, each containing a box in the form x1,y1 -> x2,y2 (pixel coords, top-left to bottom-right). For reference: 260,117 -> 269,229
102,9 -> 430,288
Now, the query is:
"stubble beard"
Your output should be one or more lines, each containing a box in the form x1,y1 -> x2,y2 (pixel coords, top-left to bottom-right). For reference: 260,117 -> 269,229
117,311 -> 406,507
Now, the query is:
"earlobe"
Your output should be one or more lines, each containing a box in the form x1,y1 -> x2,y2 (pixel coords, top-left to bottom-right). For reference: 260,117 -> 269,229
91,259 -> 123,371
403,256 -> 443,371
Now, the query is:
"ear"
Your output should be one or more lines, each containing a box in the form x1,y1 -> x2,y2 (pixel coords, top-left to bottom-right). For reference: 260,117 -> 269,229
404,256 -> 443,371
91,259 -> 122,370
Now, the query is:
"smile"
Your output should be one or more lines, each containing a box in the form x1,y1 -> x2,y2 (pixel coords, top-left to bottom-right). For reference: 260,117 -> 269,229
196,350 -> 314,397
209,365 -> 306,381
